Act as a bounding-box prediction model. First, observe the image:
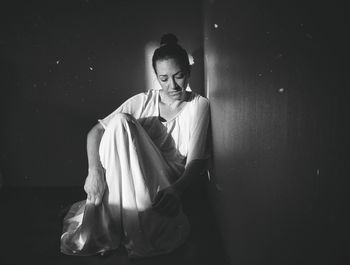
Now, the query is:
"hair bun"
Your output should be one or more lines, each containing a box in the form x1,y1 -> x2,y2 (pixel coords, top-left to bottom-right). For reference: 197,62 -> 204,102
160,33 -> 178,46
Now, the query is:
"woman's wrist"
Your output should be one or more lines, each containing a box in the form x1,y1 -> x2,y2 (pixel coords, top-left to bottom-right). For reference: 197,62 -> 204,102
88,164 -> 104,176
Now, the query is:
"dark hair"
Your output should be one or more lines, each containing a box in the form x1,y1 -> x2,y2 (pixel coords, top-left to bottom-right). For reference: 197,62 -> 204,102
152,33 -> 190,74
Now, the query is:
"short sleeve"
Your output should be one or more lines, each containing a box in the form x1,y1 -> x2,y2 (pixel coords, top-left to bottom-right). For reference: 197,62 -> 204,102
98,93 -> 145,129
186,97 -> 210,163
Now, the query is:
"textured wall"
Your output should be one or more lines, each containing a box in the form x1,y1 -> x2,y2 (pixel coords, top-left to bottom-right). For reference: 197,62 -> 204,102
204,0 -> 348,264
0,0 -> 203,186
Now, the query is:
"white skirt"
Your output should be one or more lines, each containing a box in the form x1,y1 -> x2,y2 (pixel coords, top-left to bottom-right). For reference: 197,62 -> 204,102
60,113 -> 190,258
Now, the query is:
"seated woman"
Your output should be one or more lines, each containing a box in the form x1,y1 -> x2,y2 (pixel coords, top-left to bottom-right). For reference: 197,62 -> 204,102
60,34 -> 210,258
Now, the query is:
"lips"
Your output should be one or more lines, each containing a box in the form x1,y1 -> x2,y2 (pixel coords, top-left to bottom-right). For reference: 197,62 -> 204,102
168,90 -> 182,95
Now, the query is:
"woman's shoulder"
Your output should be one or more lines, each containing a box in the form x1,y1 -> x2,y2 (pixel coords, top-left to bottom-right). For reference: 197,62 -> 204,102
124,89 -> 157,104
178,91 -> 209,122
187,91 -> 209,109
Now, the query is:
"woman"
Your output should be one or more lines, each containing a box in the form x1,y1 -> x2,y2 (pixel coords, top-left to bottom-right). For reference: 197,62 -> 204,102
61,34 -> 210,258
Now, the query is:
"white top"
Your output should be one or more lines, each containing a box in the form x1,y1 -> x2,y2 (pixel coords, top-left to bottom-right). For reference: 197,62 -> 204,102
99,89 -> 210,175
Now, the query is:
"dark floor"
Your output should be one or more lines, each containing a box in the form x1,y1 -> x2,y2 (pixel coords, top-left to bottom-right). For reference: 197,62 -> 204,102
0,186 -> 229,265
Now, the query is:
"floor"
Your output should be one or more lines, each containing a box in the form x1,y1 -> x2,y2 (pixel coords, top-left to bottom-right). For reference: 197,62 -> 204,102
0,186 -> 229,265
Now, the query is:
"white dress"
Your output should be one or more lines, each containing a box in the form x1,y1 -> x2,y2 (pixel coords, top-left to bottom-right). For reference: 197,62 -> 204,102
60,89 -> 210,258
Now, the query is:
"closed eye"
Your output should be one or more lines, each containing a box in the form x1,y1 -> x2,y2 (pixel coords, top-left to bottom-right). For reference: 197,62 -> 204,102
175,74 -> 184,79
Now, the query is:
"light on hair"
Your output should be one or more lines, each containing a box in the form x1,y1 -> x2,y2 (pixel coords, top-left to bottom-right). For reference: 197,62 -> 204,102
145,41 -> 162,90
188,54 -> 194,65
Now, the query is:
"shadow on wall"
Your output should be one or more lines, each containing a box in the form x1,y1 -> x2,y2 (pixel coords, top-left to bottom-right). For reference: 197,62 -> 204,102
189,47 -> 205,96
0,58 -> 19,189
0,169 -> 3,189
1,0 -> 203,187
1,98 -> 95,187
204,0 -> 348,264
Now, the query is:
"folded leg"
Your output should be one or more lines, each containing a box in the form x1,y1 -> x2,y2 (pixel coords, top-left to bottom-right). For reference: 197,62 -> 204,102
61,113 -> 189,257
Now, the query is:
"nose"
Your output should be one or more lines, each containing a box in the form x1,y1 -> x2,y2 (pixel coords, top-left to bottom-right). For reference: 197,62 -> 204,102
169,77 -> 177,90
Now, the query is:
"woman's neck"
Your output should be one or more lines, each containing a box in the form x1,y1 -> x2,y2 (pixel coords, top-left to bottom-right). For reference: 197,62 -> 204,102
159,90 -> 187,108
158,90 -> 190,122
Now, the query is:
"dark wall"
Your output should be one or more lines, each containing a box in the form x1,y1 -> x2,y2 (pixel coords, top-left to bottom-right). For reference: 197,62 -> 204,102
0,0 -> 203,186
204,0 -> 348,264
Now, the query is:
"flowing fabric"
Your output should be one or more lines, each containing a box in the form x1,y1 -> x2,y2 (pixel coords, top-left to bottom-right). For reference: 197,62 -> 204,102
61,90 -> 210,258
61,113 -> 190,257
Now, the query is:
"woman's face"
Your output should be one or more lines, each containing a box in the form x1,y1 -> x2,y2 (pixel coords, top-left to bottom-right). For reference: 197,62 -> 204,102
155,58 -> 189,101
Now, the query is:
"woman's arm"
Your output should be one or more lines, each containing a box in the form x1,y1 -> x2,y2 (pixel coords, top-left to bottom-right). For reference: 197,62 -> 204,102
172,159 -> 207,195
152,98 -> 210,216
84,122 -> 106,206
152,159 -> 207,216
87,122 -> 105,170
174,97 -> 210,195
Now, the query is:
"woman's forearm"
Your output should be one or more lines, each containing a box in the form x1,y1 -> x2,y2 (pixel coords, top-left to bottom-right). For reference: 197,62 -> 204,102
86,123 -> 105,171
172,159 -> 207,195
84,123 -> 106,205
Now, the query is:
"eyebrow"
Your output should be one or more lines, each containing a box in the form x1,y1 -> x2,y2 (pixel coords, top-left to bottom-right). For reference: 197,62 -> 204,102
158,71 -> 184,77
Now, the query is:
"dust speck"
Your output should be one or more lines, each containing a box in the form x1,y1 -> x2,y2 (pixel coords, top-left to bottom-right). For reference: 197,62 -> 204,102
305,33 -> 313,39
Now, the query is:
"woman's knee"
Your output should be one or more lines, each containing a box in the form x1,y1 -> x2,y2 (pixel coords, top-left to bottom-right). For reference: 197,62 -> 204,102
104,112 -> 136,132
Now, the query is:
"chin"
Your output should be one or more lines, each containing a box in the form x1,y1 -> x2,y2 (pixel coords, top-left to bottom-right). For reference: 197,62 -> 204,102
171,93 -> 184,100
169,90 -> 184,97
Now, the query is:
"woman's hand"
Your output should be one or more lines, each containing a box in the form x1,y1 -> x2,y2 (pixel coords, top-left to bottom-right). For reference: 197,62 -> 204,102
152,185 -> 181,217
84,167 -> 106,206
